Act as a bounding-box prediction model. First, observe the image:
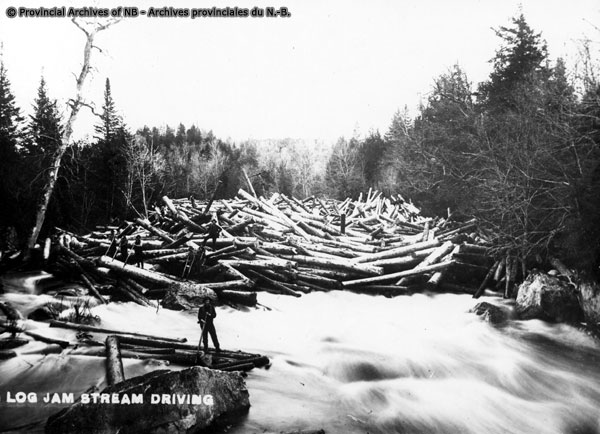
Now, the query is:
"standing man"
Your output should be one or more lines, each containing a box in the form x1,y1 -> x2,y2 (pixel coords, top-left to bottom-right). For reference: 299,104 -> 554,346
203,218 -> 222,250
119,235 -> 129,263
197,298 -> 221,353
133,235 -> 144,268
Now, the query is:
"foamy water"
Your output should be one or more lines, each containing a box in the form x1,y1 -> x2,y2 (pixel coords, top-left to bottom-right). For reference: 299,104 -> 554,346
1,274 -> 600,433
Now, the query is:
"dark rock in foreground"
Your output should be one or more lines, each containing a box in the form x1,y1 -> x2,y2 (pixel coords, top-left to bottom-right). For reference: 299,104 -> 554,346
515,273 -> 583,322
45,366 -> 250,434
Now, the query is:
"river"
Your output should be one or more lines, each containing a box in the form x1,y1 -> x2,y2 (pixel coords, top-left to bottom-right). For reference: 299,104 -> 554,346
1,272 -> 600,433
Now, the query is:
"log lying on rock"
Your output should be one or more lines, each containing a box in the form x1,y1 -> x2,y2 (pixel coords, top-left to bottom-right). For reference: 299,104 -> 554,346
46,367 -> 250,434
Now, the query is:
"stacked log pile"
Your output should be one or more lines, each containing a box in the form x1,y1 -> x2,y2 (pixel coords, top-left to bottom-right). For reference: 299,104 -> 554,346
46,188 -> 512,305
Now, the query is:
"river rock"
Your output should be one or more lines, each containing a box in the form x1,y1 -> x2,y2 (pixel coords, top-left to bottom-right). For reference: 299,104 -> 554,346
161,283 -> 216,310
515,273 -> 583,322
470,302 -> 509,325
578,279 -> 600,325
46,366 -> 250,434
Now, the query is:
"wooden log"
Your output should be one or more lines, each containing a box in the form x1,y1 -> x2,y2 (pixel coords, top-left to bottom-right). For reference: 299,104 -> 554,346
368,249 -> 435,268
26,329 -> 70,348
202,180 -> 223,215
141,248 -> 188,259
227,218 -> 254,234
295,241 -> 357,259
473,259 -> 501,299
296,267 -> 358,280
459,243 -> 490,255
105,335 -> 125,385
218,290 -> 257,306
221,258 -> 296,272
117,345 -> 175,354
49,320 -> 186,343
281,255 -> 383,276
294,278 -> 332,292
295,271 -> 342,289
135,218 -> 175,244
437,219 -> 477,239
348,284 -> 413,295
239,189 -> 312,240
217,362 -> 256,372
242,169 -> 258,198
56,244 -> 97,272
117,335 -> 264,362
494,257 -> 506,281
352,239 -> 441,264
146,252 -> 189,264
237,208 -> 289,231
453,252 -> 494,267
122,277 -> 150,296
342,261 -> 454,287
504,255 -> 516,299
396,240 -> 455,285
162,234 -> 193,250
163,196 -> 206,233
245,269 -> 301,297
117,281 -> 154,307
80,271 -> 107,304
97,256 -> 215,302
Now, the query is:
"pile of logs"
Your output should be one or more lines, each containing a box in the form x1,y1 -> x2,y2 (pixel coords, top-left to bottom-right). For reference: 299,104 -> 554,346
46,188 -> 509,307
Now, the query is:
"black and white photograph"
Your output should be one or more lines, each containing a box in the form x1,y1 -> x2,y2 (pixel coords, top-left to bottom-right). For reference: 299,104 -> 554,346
1,1 -> 600,433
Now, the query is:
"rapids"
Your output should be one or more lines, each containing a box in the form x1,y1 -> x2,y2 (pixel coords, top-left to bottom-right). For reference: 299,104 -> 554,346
1,272 -> 600,433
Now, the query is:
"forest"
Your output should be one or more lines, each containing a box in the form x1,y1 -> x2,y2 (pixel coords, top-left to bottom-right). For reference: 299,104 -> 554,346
0,14 -> 599,276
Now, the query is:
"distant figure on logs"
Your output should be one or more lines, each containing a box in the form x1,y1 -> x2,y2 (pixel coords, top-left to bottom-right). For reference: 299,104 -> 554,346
133,235 -> 144,268
197,298 -> 220,353
203,218 -> 222,250
119,236 -> 129,263
182,245 -> 206,278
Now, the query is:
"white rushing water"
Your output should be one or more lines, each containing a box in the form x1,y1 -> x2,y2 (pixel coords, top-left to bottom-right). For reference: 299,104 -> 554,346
1,273 -> 600,433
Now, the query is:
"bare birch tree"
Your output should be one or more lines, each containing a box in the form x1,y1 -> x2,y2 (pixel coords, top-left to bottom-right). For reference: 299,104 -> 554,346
25,17 -> 119,257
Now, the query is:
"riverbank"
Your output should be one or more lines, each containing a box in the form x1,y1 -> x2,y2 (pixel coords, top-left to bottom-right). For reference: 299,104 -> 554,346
1,275 -> 600,434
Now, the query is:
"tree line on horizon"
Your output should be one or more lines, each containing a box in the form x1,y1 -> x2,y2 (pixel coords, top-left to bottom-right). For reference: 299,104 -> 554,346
0,14 -> 599,274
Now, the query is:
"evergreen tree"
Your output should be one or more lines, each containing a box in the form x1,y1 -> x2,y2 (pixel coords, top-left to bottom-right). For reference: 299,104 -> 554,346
93,78 -> 130,220
95,78 -> 123,143
0,60 -> 24,231
359,131 -> 388,188
478,13 -> 549,111
27,76 -> 63,159
19,76 -> 65,232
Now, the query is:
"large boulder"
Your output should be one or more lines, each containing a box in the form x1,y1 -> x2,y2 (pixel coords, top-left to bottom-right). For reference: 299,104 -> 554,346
46,367 -> 250,434
161,283 -> 216,310
515,273 -> 583,322
578,279 -> 600,325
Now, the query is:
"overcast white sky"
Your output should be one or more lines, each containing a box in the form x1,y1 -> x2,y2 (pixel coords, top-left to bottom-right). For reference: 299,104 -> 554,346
1,0 -> 599,144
